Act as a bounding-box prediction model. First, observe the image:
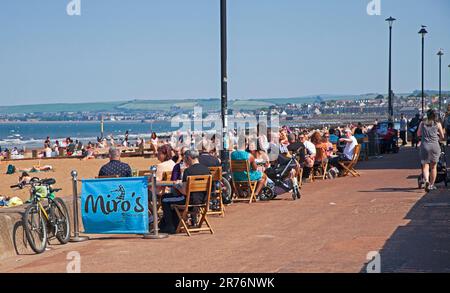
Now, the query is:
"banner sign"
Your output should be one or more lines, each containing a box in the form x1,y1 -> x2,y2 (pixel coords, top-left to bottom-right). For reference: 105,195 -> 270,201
81,177 -> 149,234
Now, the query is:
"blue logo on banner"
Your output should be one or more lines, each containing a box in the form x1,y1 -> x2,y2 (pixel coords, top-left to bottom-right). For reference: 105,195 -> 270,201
81,177 -> 149,234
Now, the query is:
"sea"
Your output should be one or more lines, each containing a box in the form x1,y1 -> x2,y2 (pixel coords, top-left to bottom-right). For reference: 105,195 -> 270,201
0,121 -> 178,149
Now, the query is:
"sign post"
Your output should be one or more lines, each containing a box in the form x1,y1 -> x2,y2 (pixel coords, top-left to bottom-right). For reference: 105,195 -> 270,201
144,166 -> 169,239
70,170 -> 89,242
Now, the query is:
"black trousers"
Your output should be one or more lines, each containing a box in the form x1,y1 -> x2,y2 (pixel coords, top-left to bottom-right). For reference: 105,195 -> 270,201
400,131 -> 407,145
160,194 -> 186,233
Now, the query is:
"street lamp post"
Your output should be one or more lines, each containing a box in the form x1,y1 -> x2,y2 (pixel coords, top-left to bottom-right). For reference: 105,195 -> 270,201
419,26 -> 428,115
437,49 -> 444,116
386,17 -> 396,121
220,0 -> 229,173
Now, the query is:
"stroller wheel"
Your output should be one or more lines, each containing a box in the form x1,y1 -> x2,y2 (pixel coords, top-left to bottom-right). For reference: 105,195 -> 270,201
292,186 -> 301,200
259,187 -> 274,201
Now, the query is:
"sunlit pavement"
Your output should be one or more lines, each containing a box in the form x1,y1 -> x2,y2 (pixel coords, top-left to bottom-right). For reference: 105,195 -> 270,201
1,146 -> 449,273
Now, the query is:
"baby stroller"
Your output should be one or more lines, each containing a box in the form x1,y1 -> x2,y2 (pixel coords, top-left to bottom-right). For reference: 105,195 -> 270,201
260,152 -> 302,201
418,143 -> 449,188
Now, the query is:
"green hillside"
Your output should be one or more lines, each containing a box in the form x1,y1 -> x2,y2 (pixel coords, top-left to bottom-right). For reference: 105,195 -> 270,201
0,93 -> 383,114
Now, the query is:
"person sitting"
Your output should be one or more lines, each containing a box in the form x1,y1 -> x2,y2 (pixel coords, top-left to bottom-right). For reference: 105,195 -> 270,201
18,172 -> 32,187
66,139 -> 76,156
171,146 -> 189,181
159,150 -> 211,234
328,128 -> 340,144
298,133 -> 316,180
231,135 -> 267,197
44,144 -> 52,158
329,129 -> 358,173
150,132 -> 159,154
311,130 -> 328,163
323,132 -> 335,158
199,140 -> 221,168
287,133 -> 303,155
381,123 -> 397,154
156,144 -> 176,182
98,147 -> 132,178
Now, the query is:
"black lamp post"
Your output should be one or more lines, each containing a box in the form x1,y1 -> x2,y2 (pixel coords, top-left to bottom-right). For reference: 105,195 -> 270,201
220,0 -> 229,172
386,17 -> 396,121
419,25 -> 428,115
437,49 -> 444,116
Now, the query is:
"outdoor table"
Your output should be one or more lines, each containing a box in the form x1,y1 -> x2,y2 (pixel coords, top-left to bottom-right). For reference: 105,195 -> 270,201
148,180 -> 176,187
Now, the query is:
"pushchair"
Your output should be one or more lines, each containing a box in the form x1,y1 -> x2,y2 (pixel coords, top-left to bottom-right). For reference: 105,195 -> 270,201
260,152 -> 302,201
418,143 -> 449,188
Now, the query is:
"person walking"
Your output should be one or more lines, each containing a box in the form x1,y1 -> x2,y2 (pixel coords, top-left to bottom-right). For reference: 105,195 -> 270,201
417,110 -> 445,192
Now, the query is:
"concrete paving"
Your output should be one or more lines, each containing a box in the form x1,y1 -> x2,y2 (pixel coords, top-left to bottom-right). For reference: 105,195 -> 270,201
1,147 -> 449,273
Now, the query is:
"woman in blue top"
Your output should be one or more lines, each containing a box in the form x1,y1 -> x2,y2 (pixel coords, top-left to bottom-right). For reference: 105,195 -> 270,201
231,135 -> 267,197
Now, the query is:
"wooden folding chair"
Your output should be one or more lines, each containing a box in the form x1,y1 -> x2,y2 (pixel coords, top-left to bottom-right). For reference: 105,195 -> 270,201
312,148 -> 329,181
96,175 -> 120,179
207,167 -> 225,217
230,160 -> 258,204
162,171 -> 172,181
138,170 -> 152,177
338,145 -> 362,177
172,175 -> 214,236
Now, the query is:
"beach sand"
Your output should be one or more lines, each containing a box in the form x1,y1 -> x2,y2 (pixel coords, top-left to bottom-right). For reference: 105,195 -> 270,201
0,157 -> 159,202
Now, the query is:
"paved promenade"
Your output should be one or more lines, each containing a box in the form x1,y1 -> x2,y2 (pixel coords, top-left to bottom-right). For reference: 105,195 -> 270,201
1,147 -> 449,273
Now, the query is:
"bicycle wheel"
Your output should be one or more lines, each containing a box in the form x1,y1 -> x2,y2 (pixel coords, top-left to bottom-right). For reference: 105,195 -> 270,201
50,198 -> 71,244
23,204 -> 48,254
221,178 -> 233,204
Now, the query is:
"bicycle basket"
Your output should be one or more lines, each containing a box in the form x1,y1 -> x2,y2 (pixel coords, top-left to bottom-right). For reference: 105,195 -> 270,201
35,186 -> 48,198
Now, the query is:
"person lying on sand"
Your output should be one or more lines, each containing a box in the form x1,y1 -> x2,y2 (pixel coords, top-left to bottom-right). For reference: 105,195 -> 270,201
19,165 -> 53,173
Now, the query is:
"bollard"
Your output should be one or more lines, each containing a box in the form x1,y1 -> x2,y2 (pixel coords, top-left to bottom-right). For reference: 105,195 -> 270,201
143,166 -> 169,239
70,170 -> 89,242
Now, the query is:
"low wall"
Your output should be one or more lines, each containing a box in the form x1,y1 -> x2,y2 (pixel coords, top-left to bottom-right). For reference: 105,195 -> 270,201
0,196 -> 79,261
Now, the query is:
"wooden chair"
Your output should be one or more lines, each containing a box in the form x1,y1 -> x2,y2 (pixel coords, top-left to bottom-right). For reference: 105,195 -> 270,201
312,148 -> 329,181
207,167 -> 225,217
162,171 -> 172,181
338,144 -> 362,177
96,175 -> 120,179
230,160 -> 258,204
172,175 -> 214,236
138,170 -> 153,177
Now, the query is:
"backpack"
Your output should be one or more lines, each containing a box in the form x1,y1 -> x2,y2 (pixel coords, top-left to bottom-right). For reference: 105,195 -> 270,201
6,164 -> 16,175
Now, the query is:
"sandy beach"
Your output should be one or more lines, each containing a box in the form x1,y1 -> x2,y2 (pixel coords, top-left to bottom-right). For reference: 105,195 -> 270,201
0,157 -> 159,202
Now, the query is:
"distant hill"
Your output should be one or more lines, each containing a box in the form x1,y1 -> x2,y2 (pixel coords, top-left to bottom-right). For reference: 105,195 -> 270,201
0,92 -> 422,114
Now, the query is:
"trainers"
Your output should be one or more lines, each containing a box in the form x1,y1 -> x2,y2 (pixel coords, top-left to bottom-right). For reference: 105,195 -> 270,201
424,182 -> 430,192
428,185 -> 437,191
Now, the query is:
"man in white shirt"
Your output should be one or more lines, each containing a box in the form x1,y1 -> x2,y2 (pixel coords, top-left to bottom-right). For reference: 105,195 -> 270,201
329,129 -> 358,174
341,129 -> 358,160
399,113 -> 408,146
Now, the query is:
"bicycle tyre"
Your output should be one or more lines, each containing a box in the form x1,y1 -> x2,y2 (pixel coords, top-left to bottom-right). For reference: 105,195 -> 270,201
221,178 -> 233,204
23,204 -> 48,254
51,198 -> 71,244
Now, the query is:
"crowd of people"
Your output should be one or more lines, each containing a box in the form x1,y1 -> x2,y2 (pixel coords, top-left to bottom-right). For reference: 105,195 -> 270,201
96,123 -> 372,234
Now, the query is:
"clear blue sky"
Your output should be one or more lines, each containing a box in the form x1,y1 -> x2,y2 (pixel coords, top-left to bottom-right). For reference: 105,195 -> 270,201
0,0 -> 449,106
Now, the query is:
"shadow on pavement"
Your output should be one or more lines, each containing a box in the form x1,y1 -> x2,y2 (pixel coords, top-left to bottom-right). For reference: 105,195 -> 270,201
361,189 -> 450,273
357,147 -> 420,171
358,187 -> 420,193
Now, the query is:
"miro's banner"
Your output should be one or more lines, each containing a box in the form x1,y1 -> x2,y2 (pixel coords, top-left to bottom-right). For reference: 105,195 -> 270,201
81,177 -> 149,234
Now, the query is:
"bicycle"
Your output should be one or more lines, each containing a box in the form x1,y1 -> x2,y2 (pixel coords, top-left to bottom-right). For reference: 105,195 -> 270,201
11,177 -> 71,254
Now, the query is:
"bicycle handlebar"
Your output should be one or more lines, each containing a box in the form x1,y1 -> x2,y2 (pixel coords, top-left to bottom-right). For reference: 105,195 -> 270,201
10,178 -> 57,189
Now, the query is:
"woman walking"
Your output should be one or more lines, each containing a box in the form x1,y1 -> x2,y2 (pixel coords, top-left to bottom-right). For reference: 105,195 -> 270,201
418,110 -> 445,191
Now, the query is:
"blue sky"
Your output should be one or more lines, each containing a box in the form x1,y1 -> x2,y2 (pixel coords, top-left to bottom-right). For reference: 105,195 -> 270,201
0,0 -> 449,106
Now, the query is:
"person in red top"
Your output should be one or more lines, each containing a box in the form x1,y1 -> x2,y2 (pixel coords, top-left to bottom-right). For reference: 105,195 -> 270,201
381,123 -> 397,153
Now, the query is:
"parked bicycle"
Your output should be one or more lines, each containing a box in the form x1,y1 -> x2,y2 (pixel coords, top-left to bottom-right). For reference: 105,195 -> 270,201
11,178 -> 71,254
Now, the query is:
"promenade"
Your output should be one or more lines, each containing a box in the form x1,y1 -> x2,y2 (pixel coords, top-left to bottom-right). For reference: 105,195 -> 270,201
1,147 -> 449,273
